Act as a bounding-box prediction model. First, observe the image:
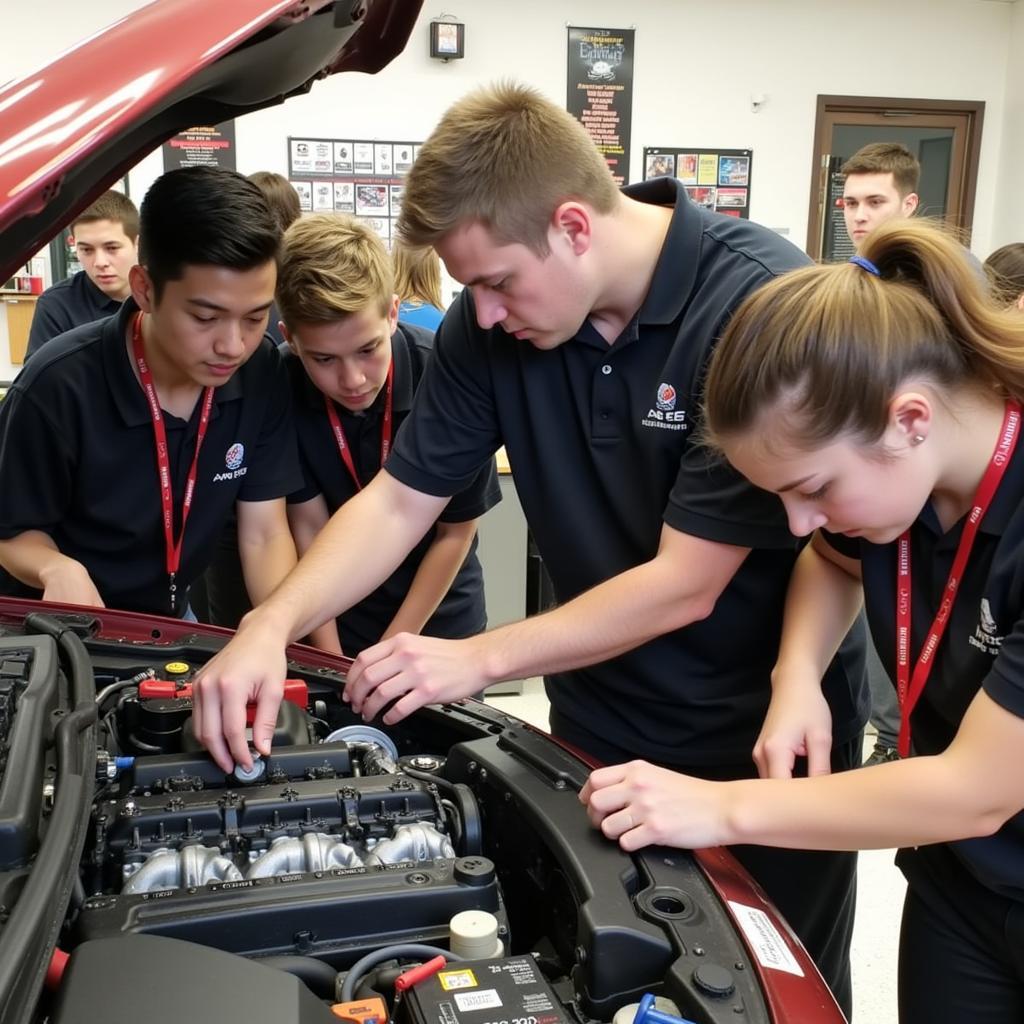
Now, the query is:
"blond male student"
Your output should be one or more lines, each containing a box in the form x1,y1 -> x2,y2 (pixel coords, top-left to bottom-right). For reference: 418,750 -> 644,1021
278,214 -> 498,655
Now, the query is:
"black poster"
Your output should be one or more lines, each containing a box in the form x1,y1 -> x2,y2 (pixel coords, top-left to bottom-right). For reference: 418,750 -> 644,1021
566,27 -> 635,187
822,155 -> 855,262
162,121 -> 236,172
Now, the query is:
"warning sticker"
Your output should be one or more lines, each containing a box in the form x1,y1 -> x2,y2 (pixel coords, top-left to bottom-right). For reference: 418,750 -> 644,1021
440,970 -> 479,991
454,989 -> 503,1011
727,901 -> 805,976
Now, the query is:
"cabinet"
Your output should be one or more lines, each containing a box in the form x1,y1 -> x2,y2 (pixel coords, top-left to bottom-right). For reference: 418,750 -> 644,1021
2,293 -> 38,365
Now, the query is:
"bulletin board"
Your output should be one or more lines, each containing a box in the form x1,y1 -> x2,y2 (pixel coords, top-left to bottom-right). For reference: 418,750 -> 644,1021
642,147 -> 753,219
288,136 -> 421,247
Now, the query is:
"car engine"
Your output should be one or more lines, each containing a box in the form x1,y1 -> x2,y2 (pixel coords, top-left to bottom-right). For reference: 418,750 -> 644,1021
0,610 -> 845,1024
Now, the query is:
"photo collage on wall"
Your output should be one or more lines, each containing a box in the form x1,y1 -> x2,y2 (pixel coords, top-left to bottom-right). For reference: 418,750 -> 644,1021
288,137 -> 421,248
642,147 -> 753,219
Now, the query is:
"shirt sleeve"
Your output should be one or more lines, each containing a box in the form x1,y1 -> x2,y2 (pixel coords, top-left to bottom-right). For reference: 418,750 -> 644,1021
385,292 -> 502,498
439,456 -> 502,523
984,612 -> 1024,721
237,344 -> 304,503
665,442 -> 799,550
25,293 -> 74,361
285,446 -> 323,505
0,387 -> 77,537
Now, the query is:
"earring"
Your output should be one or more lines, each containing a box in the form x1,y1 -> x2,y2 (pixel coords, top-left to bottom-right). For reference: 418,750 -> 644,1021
911,434 -> 925,446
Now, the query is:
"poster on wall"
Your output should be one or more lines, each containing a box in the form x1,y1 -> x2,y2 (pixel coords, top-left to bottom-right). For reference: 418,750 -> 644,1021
566,26 -> 635,187
643,146 -> 753,219
162,121 -> 236,172
287,136 -> 420,247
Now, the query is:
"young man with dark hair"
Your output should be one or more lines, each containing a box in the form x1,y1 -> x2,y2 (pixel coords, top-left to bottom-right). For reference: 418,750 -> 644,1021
0,166 -> 324,634
193,83 -> 867,1016
26,189 -> 140,358
841,142 -> 920,251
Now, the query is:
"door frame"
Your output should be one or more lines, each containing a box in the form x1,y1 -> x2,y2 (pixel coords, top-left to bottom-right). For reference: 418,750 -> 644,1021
806,95 -> 985,257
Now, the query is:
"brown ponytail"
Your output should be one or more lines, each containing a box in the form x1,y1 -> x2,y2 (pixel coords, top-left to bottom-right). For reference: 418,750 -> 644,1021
703,218 -> 1024,452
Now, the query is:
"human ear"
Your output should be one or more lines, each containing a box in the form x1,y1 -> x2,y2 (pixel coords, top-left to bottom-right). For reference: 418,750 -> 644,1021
889,390 -> 932,447
278,322 -> 295,351
551,202 -> 592,255
903,192 -> 920,217
128,264 -> 155,312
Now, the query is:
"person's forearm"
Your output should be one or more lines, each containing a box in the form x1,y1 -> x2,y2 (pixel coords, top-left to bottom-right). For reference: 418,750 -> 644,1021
239,478 -> 445,645
382,525 -> 476,639
0,530 -> 83,589
772,541 -> 863,687
239,528 -> 299,608
723,751 -> 1006,851
467,550 -> 728,687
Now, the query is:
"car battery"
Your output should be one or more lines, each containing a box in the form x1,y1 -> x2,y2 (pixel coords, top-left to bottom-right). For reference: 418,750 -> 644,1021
400,956 -> 572,1024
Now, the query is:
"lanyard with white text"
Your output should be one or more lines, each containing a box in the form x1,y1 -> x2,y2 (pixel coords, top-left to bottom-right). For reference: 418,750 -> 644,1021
323,360 -> 394,491
132,312 -> 215,614
895,399 -> 1022,757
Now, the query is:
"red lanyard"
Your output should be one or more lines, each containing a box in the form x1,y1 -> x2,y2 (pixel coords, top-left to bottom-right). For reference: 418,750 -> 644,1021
131,313 -> 215,613
323,360 -> 394,491
895,400 -> 1022,756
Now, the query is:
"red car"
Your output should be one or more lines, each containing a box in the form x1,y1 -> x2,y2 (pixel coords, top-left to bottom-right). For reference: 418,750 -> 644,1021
0,5 -> 846,1023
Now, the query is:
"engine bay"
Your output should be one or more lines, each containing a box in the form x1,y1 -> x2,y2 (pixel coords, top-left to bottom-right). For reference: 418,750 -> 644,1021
0,608 -> 844,1024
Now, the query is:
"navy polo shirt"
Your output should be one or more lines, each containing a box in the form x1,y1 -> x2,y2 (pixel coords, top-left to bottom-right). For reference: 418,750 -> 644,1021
286,322 -> 499,654
385,177 -> 868,767
0,299 -> 301,616
824,434 -> 1024,900
26,271 -> 122,360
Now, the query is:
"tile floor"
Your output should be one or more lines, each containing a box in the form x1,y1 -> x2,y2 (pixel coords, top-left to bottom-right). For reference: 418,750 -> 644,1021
485,678 -> 904,1023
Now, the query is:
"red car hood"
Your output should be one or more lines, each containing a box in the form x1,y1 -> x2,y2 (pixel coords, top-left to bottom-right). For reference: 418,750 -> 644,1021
0,0 -> 420,282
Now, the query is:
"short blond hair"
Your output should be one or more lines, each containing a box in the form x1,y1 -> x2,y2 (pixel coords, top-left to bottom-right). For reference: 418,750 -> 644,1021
276,214 -> 393,327
398,81 -> 619,255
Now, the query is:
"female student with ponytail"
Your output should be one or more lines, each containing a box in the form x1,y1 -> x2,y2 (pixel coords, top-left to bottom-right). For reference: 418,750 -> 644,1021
581,218 -> 1024,1021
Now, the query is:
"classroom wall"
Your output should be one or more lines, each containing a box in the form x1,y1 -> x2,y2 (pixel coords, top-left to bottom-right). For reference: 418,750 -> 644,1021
3,0 -> 1021,262
992,0 -> 1024,250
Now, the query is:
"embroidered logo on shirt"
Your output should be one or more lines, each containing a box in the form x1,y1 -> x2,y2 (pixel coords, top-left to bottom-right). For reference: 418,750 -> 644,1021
643,381 -> 688,431
656,382 -> 677,411
212,442 -> 248,482
968,597 -> 1004,656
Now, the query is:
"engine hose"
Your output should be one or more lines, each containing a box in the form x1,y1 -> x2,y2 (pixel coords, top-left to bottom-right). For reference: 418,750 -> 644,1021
339,944 -> 462,1003
257,955 -> 340,999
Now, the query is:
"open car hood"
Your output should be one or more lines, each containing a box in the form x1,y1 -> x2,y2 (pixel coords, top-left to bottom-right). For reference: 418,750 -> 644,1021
0,0 -> 421,282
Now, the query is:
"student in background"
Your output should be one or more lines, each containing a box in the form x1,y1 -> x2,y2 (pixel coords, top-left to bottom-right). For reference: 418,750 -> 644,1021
841,142 -> 920,252
248,172 -> 302,347
985,243 -> 1024,310
0,166 -> 327,637
26,190 -> 139,359
585,218 -> 1024,1023
391,239 -> 446,330
277,213 -> 498,655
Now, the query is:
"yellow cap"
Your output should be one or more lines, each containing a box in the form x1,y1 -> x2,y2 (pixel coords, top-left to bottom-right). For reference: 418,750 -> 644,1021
164,661 -> 190,676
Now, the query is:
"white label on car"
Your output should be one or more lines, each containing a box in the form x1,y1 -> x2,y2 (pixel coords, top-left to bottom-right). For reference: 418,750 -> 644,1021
727,901 -> 805,976
455,990 -> 503,1011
